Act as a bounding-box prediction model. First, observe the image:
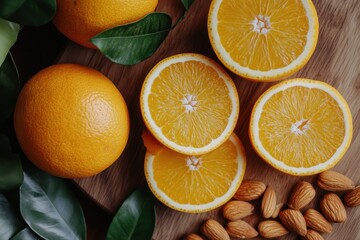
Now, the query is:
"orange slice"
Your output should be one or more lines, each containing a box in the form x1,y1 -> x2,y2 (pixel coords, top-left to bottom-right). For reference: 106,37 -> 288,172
249,79 -> 353,175
140,53 -> 239,155
143,131 -> 246,213
208,0 -> 319,81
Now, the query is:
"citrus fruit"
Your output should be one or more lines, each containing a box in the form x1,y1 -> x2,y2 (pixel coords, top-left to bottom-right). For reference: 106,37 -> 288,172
249,79 -> 353,175
53,0 -> 158,48
143,131 -> 246,213
140,53 -> 239,155
14,64 -> 130,178
208,0 -> 319,81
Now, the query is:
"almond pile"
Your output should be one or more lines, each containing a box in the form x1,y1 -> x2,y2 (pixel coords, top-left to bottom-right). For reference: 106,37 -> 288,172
184,170 -> 360,240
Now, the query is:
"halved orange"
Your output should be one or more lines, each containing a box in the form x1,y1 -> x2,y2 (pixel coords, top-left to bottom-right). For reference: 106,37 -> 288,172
143,131 -> 246,213
140,53 -> 239,155
249,79 -> 353,175
208,0 -> 319,81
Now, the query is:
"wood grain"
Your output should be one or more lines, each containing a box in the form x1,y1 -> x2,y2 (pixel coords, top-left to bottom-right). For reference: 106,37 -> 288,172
56,0 -> 360,239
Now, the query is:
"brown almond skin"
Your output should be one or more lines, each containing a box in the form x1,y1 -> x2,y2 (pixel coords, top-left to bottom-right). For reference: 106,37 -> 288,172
288,181 -> 316,210
201,219 -> 230,240
258,220 -> 289,238
279,209 -> 307,236
234,180 -> 266,201
226,220 -> 258,239
304,209 -> 333,233
344,186 -> 360,207
304,229 -> 324,240
261,186 -> 277,218
184,233 -> 204,240
317,170 -> 355,191
222,200 -> 254,220
320,193 -> 347,222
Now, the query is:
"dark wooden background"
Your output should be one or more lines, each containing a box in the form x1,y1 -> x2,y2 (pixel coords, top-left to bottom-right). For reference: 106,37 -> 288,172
10,0 -> 360,239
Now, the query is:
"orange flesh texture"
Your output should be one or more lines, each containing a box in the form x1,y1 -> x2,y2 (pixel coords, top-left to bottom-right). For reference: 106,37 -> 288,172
147,60 -> 233,148
217,0 -> 309,71
151,139 -> 239,204
259,86 -> 345,168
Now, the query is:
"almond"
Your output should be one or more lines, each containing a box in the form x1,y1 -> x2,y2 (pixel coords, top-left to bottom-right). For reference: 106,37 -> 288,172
226,220 -> 258,239
184,233 -> 204,240
288,181 -> 316,210
258,220 -> 289,238
279,209 -> 307,236
222,200 -> 254,220
234,180 -> 266,201
304,209 -> 333,233
261,186 -> 277,218
271,203 -> 284,218
344,186 -> 360,207
304,229 -> 324,240
317,170 -> 355,191
201,219 -> 229,240
320,193 -> 347,222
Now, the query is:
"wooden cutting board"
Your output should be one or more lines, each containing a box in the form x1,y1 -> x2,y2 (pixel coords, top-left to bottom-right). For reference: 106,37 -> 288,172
56,0 -> 360,239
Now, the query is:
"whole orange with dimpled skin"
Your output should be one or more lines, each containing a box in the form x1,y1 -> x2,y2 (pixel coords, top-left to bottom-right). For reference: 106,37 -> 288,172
14,64 -> 130,178
53,0 -> 158,48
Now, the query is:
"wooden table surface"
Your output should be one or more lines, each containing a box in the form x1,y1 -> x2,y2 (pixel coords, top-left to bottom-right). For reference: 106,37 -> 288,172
13,0 -> 360,239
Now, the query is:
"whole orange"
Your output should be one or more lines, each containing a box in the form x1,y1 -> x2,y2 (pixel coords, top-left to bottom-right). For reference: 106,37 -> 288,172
53,0 -> 159,48
14,64 -> 130,178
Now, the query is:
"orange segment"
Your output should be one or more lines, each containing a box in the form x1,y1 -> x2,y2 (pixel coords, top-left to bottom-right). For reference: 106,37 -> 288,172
144,132 -> 246,213
249,79 -> 353,175
142,131 -> 164,155
208,0 -> 319,81
140,53 -> 239,155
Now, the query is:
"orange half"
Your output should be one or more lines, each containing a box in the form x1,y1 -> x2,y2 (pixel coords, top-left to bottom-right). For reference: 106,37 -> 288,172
249,79 -> 353,175
208,0 -> 319,81
140,53 -> 239,155
143,132 -> 246,213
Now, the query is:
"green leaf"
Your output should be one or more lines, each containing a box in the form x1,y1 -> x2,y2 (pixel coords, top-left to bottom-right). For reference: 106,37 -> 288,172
0,193 -> 24,240
0,0 -> 25,19
10,228 -> 41,240
4,0 -> 56,26
0,133 -> 12,153
106,188 -> 156,240
181,0 -> 195,10
0,53 -> 19,122
0,154 -> 23,190
91,13 -> 172,65
20,165 -> 86,240
0,18 -> 20,66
